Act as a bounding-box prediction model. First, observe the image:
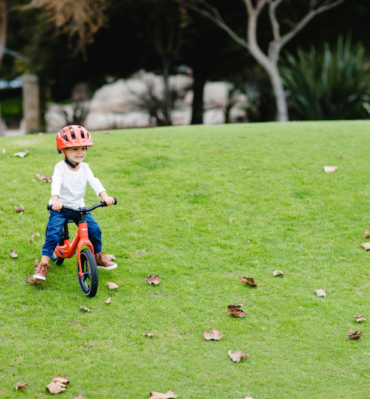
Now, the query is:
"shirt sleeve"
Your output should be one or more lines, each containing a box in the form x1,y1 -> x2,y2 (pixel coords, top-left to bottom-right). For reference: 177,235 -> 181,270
86,164 -> 106,197
51,163 -> 63,197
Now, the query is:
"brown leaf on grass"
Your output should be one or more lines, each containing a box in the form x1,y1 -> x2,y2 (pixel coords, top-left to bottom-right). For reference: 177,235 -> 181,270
26,275 -> 44,285
73,396 -> 86,399
13,150 -> 29,158
105,282 -> 119,290
364,352 -> 370,355
104,130 -> 111,134
36,173 -> 52,183
145,275 -> 161,285
337,155 -> 343,159
348,330 -> 362,340
227,304 -> 247,318
362,243 -> 370,250
15,382 -> 28,390
149,391 -> 179,399
15,205 -> 24,212
105,297 -> 111,304
323,166 -> 337,173
314,289 -> 327,297
80,306 -> 90,312
204,328 -> 223,341
228,349 -> 249,363
354,316 -> 366,322
146,333 -> 153,338
29,232 -> 35,244
240,277 -> 257,287
105,254 -> 116,261
211,149 -> 224,153
273,270 -> 284,276
46,375 -> 69,394
10,249 -> 18,258
364,231 -> 370,238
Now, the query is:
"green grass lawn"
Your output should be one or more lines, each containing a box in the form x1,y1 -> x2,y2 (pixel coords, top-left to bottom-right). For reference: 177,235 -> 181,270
1,121 -> 370,398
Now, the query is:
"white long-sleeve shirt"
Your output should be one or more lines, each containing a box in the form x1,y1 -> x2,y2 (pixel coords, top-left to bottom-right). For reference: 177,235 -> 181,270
49,161 -> 106,208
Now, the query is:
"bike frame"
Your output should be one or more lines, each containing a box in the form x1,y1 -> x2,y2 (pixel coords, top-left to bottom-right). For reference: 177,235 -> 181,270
54,222 -> 94,278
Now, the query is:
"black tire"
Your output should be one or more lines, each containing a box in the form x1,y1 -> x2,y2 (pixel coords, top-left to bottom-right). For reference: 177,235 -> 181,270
78,248 -> 99,297
46,222 -> 65,265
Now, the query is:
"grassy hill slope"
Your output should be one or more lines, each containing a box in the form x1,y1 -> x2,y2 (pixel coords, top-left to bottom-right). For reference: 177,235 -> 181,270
1,122 -> 370,398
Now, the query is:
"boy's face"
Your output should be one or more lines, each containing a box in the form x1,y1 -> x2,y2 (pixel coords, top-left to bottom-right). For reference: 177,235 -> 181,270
65,146 -> 87,164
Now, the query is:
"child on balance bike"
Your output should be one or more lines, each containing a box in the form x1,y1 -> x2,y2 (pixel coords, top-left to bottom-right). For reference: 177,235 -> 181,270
33,125 -> 117,281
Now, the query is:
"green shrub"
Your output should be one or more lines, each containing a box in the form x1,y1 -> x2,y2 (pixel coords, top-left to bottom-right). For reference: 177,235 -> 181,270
281,37 -> 370,120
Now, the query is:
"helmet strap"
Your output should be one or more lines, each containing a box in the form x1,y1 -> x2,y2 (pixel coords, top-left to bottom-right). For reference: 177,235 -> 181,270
65,157 -> 79,169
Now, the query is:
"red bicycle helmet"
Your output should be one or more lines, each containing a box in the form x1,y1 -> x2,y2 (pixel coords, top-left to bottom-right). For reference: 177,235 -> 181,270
56,125 -> 93,156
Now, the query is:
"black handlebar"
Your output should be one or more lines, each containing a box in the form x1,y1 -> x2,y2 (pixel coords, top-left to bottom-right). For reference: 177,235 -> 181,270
47,198 -> 117,212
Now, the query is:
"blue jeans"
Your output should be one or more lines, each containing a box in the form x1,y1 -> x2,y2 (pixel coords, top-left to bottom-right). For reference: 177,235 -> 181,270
42,209 -> 102,257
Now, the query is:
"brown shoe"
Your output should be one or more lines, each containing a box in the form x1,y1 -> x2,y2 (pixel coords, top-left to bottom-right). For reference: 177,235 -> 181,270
95,251 -> 117,270
33,262 -> 51,281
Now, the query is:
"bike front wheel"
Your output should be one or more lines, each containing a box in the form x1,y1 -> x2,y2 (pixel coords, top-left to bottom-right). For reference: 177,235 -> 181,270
77,249 -> 99,297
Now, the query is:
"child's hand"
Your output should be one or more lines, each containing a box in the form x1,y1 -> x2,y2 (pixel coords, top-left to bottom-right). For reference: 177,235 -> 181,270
104,197 -> 115,206
52,201 -> 63,211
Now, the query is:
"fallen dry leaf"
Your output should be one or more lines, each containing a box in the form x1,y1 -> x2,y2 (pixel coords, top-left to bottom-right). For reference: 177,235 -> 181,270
204,328 -> 223,341
240,277 -> 257,287
273,270 -> 284,276
145,275 -> 161,285
26,275 -> 44,285
35,233 -> 40,237
15,382 -> 28,390
211,149 -> 224,153
73,396 -> 86,399
228,217 -> 234,224
105,297 -> 111,304
228,349 -> 249,363
80,306 -> 90,312
362,243 -> 370,250
354,315 -> 366,322
146,333 -> 153,338
348,330 -> 362,340
364,352 -> 370,355
105,282 -> 119,290
323,166 -> 337,173
15,205 -> 24,212
149,391 -> 178,399
105,254 -> 116,261
104,130 -> 111,134
13,150 -> 29,158
46,375 -> 69,394
10,249 -> 18,258
337,155 -> 343,159
314,289 -> 326,297
29,232 -> 35,244
364,231 -> 370,238
36,173 -> 53,183
227,304 -> 247,318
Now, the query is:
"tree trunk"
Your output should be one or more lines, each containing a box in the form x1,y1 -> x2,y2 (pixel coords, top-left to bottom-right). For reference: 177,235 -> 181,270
162,56 -> 172,126
267,63 -> 288,122
0,0 -> 6,68
191,65 -> 207,125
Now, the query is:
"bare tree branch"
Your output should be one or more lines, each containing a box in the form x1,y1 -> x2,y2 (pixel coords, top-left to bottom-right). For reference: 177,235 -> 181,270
268,0 -> 283,41
176,0 -> 250,50
278,0 -> 344,49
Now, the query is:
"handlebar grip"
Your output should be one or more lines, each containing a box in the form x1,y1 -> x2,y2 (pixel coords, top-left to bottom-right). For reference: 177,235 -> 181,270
47,204 -> 64,211
101,198 -> 117,207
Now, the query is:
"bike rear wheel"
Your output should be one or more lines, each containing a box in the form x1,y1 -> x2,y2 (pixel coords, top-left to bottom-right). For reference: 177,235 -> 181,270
78,249 -> 99,297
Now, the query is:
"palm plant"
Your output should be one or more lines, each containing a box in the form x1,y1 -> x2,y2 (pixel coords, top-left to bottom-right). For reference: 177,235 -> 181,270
281,37 -> 370,120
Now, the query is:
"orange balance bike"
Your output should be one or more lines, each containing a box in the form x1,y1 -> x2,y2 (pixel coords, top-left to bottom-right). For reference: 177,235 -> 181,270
46,199 -> 117,297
